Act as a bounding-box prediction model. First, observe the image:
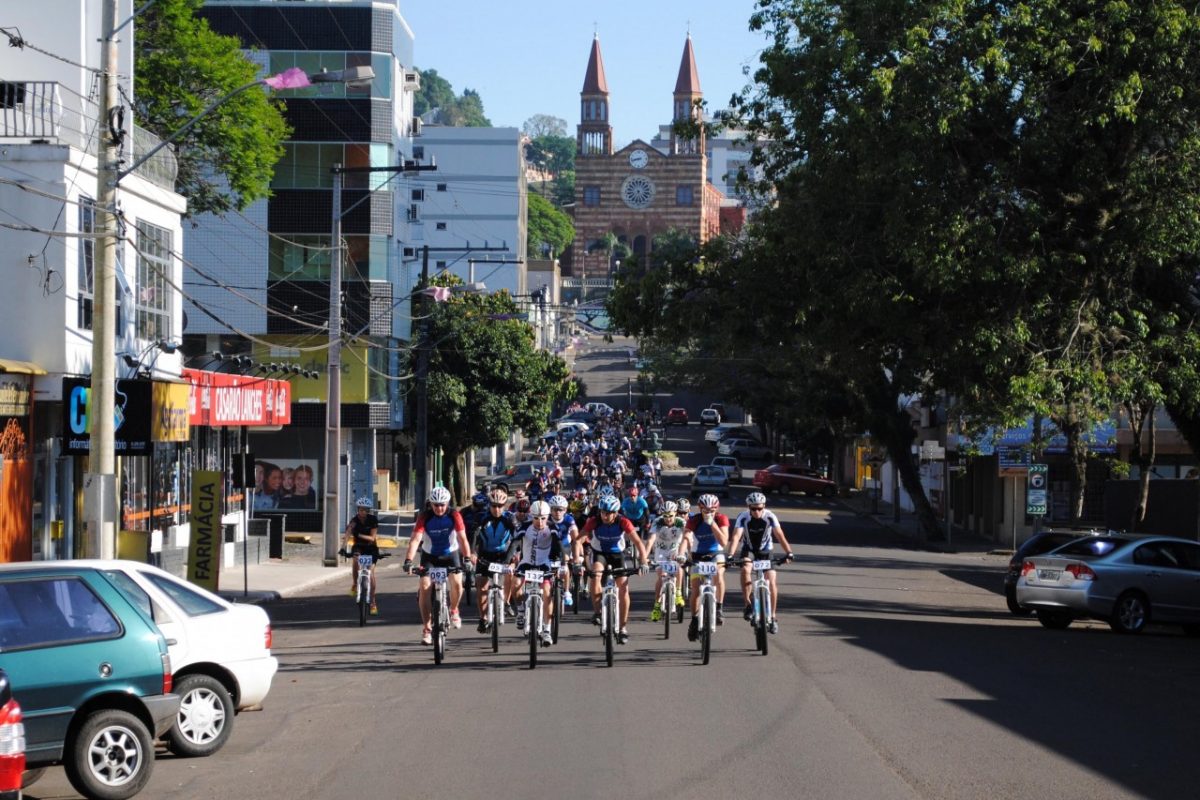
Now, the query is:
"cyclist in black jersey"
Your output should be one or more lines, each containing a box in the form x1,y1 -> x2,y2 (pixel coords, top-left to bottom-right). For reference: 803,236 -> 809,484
471,488 -> 519,632
345,496 -> 381,614
728,492 -> 794,632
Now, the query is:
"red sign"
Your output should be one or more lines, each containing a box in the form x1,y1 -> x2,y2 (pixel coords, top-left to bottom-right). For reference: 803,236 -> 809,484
183,369 -> 292,427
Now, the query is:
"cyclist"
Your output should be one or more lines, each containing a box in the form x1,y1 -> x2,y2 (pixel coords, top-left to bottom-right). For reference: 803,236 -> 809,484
728,492 -> 794,634
683,493 -> 730,641
646,500 -> 686,622
568,486 -> 589,518
403,486 -> 472,646
471,488 -> 519,633
345,496 -> 381,615
676,496 -> 693,519
512,500 -> 564,647
574,494 -> 648,645
621,484 -> 650,536
547,494 -> 579,608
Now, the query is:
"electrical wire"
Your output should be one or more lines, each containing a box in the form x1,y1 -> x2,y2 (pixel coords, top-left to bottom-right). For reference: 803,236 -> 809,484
0,26 -> 102,73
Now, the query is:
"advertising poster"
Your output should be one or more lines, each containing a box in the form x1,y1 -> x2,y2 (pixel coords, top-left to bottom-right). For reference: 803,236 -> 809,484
188,470 -> 221,592
252,458 -> 319,512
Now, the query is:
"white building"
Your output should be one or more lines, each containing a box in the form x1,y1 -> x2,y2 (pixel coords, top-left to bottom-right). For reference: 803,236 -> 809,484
651,119 -> 759,205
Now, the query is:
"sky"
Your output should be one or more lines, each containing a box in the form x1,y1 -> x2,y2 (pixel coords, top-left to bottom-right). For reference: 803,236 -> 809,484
398,0 -> 770,147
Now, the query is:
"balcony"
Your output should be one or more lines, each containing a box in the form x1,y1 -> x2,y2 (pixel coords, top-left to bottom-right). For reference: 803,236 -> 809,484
0,81 -> 177,190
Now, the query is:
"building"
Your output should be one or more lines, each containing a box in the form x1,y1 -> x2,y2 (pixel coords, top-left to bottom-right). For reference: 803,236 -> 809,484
188,0 -> 421,527
564,35 -> 722,291
651,117 -> 759,208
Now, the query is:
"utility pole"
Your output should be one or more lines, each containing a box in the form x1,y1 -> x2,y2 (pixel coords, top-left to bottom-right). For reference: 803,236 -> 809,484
322,165 -> 345,566
87,0 -> 121,559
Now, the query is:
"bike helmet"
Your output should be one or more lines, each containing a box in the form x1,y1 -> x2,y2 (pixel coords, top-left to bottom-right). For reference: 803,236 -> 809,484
746,492 -> 767,507
472,491 -> 487,506
429,486 -> 452,505
676,498 -> 691,514
663,501 -> 678,515
574,487 -> 588,498
355,496 -> 373,508
598,485 -> 615,497
548,494 -> 569,510
598,495 -> 621,513
515,498 -> 531,513
697,493 -> 720,510
488,488 -> 509,505
530,500 -> 551,518
647,483 -> 658,494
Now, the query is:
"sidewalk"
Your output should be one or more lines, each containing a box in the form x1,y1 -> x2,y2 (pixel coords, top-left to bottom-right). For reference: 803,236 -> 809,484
837,491 -> 1003,555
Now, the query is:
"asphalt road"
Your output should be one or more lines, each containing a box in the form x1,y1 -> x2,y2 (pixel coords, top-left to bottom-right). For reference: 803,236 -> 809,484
28,339 -> 1200,800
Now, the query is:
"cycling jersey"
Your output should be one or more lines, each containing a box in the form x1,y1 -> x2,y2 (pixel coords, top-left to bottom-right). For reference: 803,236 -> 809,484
550,512 -> 577,549
413,508 -> 466,556
621,496 -> 649,522
515,522 -> 564,567
582,515 -> 636,555
347,513 -> 380,555
686,512 -> 730,555
474,512 -> 517,554
650,517 -> 685,556
733,509 -> 782,554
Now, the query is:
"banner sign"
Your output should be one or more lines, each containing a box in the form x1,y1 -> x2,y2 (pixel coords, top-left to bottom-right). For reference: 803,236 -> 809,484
187,469 -> 222,591
62,377 -> 152,455
998,446 -> 1031,476
183,368 -> 291,427
1026,463 -> 1048,516
152,382 -> 191,442
0,375 -> 31,417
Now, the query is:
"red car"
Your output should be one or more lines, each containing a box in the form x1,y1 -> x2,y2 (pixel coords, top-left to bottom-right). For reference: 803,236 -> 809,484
753,464 -> 837,497
666,407 -> 689,425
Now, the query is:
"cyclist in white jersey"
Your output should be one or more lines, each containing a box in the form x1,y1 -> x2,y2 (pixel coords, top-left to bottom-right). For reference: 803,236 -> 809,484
728,492 -> 794,633
645,501 -> 686,622
512,500 -> 563,646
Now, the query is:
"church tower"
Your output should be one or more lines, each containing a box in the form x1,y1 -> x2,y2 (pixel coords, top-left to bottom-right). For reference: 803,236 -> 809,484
578,35 -> 612,156
670,35 -> 704,155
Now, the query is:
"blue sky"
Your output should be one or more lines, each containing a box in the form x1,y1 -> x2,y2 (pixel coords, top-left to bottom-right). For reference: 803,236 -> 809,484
398,0 -> 769,146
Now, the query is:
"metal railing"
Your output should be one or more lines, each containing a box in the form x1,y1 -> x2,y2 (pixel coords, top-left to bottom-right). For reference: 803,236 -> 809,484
0,80 -> 177,190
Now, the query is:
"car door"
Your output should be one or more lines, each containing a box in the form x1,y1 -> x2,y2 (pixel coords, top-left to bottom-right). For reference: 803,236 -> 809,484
1130,542 -> 1188,621
1169,541 -> 1200,621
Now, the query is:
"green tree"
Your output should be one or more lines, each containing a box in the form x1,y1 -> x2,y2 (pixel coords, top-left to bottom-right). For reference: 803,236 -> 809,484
413,68 -> 456,118
522,114 -> 568,138
413,69 -> 491,126
527,193 -> 574,258
134,0 -> 290,216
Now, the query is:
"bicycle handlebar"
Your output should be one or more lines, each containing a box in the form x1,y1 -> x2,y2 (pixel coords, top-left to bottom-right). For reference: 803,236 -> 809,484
725,556 -> 792,567
338,549 -> 392,562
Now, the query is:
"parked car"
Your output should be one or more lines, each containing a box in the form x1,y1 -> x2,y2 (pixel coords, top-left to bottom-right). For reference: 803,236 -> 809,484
585,402 -> 614,417
1015,534 -> 1200,634
478,460 -> 557,491
0,668 -> 23,800
0,563 -> 180,800
710,456 -> 742,483
717,437 -> 773,461
1003,531 -> 1098,616
753,464 -> 836,497
560,409 -> 599,424
691,465 -> 730,498
555,420 -> 590,436
705,423 -> 757,445
708,402 -> 726,419
699,408 -> 721,426
666,408 -> 689,426
67,560 -> 278,758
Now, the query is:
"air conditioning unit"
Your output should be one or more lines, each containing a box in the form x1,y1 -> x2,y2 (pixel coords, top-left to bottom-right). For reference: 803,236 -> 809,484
402,70 -> 420,91
412,116 -> 423,137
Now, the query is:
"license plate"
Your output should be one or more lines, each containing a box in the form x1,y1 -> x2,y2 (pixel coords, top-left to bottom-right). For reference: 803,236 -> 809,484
488,563 -> 507,575
357,555 -> 374,568
694,562 -> 719,576
428,567 -> 448,584
1038,569 -> 1061,581
524,570 -> 544,583
752,560 -> 773,571
659,561 -> 678,574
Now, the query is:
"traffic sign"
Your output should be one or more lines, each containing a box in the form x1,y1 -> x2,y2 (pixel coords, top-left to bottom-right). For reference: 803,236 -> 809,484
1026,463 -> 1048,515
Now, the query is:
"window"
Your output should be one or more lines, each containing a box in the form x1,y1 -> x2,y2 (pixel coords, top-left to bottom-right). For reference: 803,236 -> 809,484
436,183 -> 447,192
676,185 -> 694,206
0,577 -> 121,650
269,234 -> 331,281
272,143 -> 393,190
437,260 -> 447,268
412,146 -> 425,160
412,189 -> 425,201
266,51 -> 390,99
135,221 -> 173,343
436,222 -> 447,231
145,572 -> 224,616
584,186 -> 601,206
78,197 -> 95,329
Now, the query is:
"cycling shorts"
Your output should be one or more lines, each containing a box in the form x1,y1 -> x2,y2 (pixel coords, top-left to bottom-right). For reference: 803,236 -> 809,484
476,551 -> 509,577
690,552 -> 726,565
589,550 -> 629,571
350,544 -> 381,559
735,542 -> 772,563
419,552 -> 462,570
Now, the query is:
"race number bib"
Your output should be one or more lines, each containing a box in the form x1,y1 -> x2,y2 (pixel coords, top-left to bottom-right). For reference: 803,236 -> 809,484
523,569 -> 544,583
694,562 -> 719,576
428,567 -> 448,584
357,555 -> 374,568
752,560 -> 773,572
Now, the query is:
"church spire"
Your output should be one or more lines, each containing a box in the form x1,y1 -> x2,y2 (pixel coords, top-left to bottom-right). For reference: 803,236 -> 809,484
578,35 -> 613,156
671,35 -> 704,155
674,34 -> 701,95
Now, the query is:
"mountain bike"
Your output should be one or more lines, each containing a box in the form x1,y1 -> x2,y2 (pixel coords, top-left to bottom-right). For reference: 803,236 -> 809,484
692,560 -> 721,665
480,560 -> 511,654
652,557 -> 683,639
522,567 -> 551,669
550,561 -> 565,644
731,556 -> 789,655
585,563 -> 635,667
340,549 -> 389,626
416,565 -> 461,665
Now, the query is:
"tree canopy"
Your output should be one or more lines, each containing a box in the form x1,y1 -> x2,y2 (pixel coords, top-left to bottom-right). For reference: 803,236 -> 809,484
134,0 -> 290,216
527,193 -> 575,258
414,68 -> 491,126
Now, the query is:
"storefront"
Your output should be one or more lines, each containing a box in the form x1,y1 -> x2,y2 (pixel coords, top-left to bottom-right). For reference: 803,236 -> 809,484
0,364 -> 40,561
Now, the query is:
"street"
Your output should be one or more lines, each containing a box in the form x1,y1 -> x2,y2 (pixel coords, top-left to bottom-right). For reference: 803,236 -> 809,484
27,341 -> 1200,800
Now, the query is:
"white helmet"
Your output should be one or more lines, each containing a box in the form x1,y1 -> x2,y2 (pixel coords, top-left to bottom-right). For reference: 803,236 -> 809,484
487,487 -> 509,505
747,492 -> 767,507
356,496 -> 373,508
529,500 -> 551,518
547,494 -> 569,510
676,498 -> 691,513
429,486 -> 452,505
697,493 -> 720,510
663,501 -> 678,515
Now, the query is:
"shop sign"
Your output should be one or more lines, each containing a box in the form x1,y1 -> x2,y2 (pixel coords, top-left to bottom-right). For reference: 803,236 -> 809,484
187,469 -> 221,591
0,375 -> 31,417
62,377 -> 152,455
152,382 -> 191,442
183,368 -> 291,427
998,446 -> 1031,476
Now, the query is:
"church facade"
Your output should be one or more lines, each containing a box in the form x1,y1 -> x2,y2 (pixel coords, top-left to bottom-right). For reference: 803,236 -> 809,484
565,35 -> 722,284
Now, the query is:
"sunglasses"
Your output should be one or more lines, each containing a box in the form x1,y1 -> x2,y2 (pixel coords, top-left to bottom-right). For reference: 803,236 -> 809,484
749,506 -> 766,512
490,502 -> 507,508
432,502 -> 448,508
600,509 -> 617,515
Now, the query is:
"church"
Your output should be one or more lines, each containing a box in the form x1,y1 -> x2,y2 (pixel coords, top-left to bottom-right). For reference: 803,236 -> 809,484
564,35 -> 723,284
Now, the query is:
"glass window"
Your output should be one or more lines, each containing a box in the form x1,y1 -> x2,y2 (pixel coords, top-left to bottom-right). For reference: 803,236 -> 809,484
102,570 -> 154,620
144,572 -> 224,617
135,221 -> 173,343
676,185 -> 694,206
269,235 -> 332,281
1054,537 -> 1123,558
78,196 -> 95,329
584,186 -> 601,206
0,577 -> 121,650
436,222 -> 446,230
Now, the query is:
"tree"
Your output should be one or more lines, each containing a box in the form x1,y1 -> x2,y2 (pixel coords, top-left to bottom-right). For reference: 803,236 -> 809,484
527,193 -> 574,258
523,114 -> 567,139
134,0 -> 290,216
413,68 -> 455,118
413,69 -> 491,126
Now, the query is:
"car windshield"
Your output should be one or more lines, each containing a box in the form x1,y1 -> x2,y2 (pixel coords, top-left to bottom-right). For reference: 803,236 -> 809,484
1051,536 -> 1125,559
697,467 -> 721,477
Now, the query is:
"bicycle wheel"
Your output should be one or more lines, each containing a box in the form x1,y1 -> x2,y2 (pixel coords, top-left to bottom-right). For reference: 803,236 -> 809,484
552,580 -> 562,645
663,583 -> 673,640
701,593 -> 713,665
432,586 -> 445,665
755,586 -> 768,656
604,595 -> 615,667
571,573 -> 582,614
490,591 -> 501,653
678,568 -> 689,623
529,597 -> 539,670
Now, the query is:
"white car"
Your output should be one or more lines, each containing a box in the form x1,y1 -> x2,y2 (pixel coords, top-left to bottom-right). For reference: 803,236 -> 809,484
555,420 -> 590,435
718,437 -> 774,461
68,559 -> 278,757
700,408 -> 721,426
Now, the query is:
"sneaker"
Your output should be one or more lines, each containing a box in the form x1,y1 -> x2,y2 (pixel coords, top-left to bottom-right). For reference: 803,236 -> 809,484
564,590 -> 574,607
650,606 -> 662,622
716,608 -> 725,626
369,603 -> 379,616
591,611 -> 601,627
768,619 -> 779,635
540,631 -> 553,647
617,629 -> 630,645
349,587 -> 357,597
744,603 -> 753,622
477,618 -> 488,634
421,626 -> 432,646
687,618 -> 699,642
676,592 -> 684,608
505,603 -> 516,619
516,612 -> 526,630
450,610 -> 462,630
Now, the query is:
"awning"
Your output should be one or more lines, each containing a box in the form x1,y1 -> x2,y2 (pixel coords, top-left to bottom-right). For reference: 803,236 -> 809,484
0,358 -> 46,375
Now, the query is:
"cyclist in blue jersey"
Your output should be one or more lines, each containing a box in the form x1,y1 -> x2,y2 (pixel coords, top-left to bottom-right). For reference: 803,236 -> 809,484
683,493 -> 731,641
546,494 -> 579,608
621,484 -> 650,535
574,494 -> 648,644
403,486 -> 472,646
470,487 -> 518,633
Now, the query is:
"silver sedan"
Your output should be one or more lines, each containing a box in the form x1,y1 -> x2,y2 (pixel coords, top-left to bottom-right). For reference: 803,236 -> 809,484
1015,534 -> 1200,635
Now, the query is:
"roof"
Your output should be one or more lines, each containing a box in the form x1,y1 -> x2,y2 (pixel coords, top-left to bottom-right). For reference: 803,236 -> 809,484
674,35 -> 702,95
582,35 -> 609,95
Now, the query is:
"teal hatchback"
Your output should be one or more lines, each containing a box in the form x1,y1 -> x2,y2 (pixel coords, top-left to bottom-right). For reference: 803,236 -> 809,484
0,563 -> 179,800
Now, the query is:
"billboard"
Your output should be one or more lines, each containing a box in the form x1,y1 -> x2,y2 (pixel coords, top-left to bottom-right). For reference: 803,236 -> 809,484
251,458 -> 319,512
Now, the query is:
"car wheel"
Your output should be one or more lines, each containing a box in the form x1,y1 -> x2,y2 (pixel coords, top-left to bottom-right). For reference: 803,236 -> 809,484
1035,609 -> 1072,630
777,483 -> 791,496
1005,588 -> 1032,617
822,486 -> 836,498
64,708 -> 154,800
1109,591 -> 1150,634
167,673 -> 235,757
